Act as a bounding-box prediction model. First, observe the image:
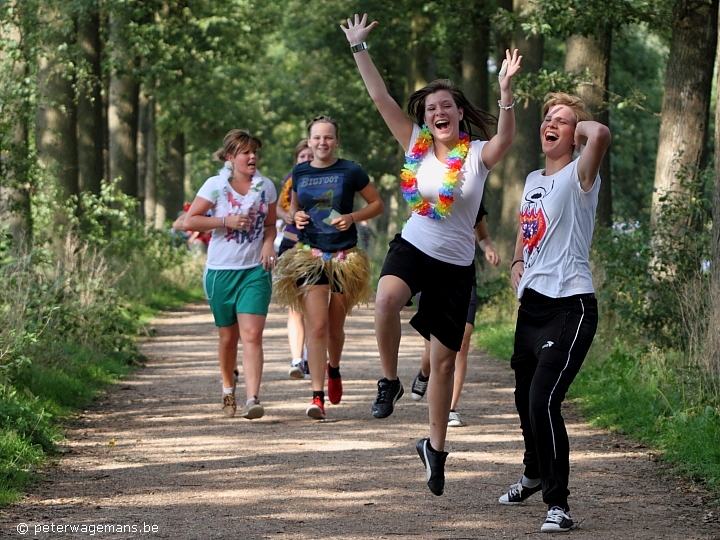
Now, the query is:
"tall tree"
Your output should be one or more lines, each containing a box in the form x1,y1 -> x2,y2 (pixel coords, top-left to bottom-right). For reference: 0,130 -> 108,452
0,2 -> 35,241
107,7 -> 139,197
651,0 -> 718,224
710,11 -> 720,383
35,4 -> 78,201
565,30 -> 612,226
138,87 -> 157,224
163,132 -> 185,224
495,0 -> 544,261
76,4 -> 104,194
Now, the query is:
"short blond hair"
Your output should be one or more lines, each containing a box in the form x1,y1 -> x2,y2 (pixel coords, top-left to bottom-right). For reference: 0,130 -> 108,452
541,92 -> 593,124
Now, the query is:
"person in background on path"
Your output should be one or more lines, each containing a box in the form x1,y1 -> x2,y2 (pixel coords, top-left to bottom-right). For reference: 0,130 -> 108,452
411,202 -> 501,428
184,129 -> 278,420
273,115 -> 384,420
276,140 -> 314,379
498,92 -> 610,533
341,13 -> 521,497
172,203 -> 211,253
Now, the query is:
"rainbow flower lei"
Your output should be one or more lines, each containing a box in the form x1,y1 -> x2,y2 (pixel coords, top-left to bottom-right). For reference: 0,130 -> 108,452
399,125 -> 470,219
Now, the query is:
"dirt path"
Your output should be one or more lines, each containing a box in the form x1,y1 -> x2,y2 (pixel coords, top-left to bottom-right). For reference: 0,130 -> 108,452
2,302 -> 718,539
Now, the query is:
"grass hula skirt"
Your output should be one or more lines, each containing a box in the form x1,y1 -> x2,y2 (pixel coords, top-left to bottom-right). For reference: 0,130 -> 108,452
272,243 -> 371,316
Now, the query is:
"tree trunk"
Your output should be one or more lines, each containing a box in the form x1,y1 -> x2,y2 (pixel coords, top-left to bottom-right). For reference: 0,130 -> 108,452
138,88 -> 158,225
485,0 -> 514,244
651,0 -> 718,224
76,8 -> 104,194
0,9 -> 33,243
565,29 -> 613,227
163,132 -> 185,225
410,13 -> 436,91
461,4 -> 490,112
709,13 -> 720,385
494,0 -> 544,262
35,10 -> 78,202
108,11 -> 139,197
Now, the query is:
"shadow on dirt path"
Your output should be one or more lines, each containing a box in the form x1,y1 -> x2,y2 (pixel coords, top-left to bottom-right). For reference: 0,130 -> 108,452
2,302 -> 718,539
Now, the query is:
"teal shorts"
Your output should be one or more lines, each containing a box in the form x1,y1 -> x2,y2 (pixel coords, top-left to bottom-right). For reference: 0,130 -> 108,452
204,266 -> 272,327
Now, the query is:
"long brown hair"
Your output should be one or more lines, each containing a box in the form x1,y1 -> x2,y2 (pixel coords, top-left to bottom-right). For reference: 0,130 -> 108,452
213,129 -> 262,161
406,79 -> 496,140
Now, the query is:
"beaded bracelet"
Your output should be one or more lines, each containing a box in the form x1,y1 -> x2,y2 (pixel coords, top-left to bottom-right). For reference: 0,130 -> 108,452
498,99 -> 516,110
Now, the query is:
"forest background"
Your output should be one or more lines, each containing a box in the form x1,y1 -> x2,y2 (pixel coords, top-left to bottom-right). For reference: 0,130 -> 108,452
0,0 -> 719,504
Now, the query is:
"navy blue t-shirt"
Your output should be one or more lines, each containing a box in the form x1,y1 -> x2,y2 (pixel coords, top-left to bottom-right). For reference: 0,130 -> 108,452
292,158 -> 370,252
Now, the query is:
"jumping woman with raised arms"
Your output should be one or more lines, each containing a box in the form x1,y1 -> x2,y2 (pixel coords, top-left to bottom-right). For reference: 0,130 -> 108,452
341,13 -> 521,496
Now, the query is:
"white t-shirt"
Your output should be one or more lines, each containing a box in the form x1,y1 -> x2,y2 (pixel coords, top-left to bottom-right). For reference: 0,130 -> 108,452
197,172 -> 277,270
401,124 -> 490,266
517,159 -> 600,299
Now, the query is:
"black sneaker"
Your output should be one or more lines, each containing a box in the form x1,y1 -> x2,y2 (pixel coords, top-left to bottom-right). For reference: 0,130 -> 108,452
371,378 -> 404,418
498,476 -> 542,504
416,438 -> 448,496
540,506 -> 574,533
410,371 -> 428,401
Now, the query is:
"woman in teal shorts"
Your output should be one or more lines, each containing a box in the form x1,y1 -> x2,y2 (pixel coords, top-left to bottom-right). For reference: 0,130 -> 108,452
185,129 -> 278,420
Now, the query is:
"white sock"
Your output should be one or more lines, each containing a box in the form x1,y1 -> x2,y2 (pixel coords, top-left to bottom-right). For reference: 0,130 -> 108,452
222,387 -> 234,394
246,397 -> 257,405
521,475 -> 541,488
292,358 -> 303,366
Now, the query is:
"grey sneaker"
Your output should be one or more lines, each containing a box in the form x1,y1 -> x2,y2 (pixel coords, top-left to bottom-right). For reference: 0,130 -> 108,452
447,410 -> 464,427
499,476 -> 542,504
221,393 -> 236,417
289,359 -> 310,379
410,371 -> 428,401
541,506 -> 574,533
240,397 -> 264,419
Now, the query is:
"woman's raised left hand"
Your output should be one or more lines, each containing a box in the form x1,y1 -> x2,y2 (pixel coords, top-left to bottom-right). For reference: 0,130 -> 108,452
498,48 -> 522,90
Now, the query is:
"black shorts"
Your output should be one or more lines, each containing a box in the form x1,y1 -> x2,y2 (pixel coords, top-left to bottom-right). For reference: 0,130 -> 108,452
278,237 -> 297,257
380,234 -> 474,352
416,281 -> 478,326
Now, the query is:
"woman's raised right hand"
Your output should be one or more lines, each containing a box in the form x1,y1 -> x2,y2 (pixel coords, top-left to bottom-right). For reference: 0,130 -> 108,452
340,13 -> 378,45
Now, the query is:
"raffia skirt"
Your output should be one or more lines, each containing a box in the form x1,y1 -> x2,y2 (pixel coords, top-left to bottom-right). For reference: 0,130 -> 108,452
272,244 -> 372,316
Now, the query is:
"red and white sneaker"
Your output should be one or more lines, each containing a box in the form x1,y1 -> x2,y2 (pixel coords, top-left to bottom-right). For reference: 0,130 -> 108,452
327,363 -> 343,404
306,396 -> 326,420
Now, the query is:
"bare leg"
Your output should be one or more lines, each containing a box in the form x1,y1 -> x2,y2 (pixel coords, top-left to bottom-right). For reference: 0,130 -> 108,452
450,323 -> 473,410
374,275 -> 412,379
420,338 -> 431,378
303,285 -> 330,392
237,313 -> 267,400
287,307 -> 305,359
427,335 -> 456,452
327,292 -> 349,368
218,324 -> 239,389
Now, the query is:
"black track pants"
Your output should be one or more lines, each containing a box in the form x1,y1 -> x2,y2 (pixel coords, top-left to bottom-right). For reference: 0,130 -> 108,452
510,288 -> 598,511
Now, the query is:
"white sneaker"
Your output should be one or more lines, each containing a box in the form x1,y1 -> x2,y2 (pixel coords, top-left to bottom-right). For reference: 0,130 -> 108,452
447,410 -> 464,427
540,506 -> 574,533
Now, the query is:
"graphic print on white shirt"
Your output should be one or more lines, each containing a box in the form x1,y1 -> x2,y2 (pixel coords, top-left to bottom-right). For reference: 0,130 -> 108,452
520,181 -> 554,267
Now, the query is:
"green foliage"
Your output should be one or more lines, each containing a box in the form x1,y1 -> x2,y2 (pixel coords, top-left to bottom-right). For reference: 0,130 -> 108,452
571,342 -> 720,490
593,167 -> 712,349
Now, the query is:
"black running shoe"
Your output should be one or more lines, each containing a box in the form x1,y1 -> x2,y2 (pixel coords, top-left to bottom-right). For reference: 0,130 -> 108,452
498,476 -> 542,504
540,506 -> 575,533
410,371 -> 428,401
371,378 -> 404,418
416,438 -> 448,496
